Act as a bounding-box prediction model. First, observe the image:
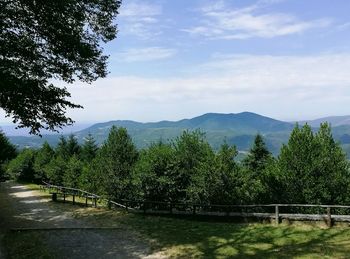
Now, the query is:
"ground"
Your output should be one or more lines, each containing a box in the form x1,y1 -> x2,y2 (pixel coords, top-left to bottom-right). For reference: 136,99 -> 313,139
1,182 -> 350,258
0,182 -> 155,259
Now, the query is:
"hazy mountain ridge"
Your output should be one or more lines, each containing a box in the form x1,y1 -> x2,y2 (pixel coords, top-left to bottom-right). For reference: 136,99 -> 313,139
299,115 -> 350,127
5,112 -> 350,157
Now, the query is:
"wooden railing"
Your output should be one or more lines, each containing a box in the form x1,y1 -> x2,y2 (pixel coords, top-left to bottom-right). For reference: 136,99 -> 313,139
41,182 -> 350,227
119,200 -> 350,227
41,181 -> 100,207
41,181 -> 132,210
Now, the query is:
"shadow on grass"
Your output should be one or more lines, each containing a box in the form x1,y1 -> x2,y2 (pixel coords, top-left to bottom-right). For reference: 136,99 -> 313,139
3,181 -> 349,258
99,212 -> 350,258
2,231 -> 53,259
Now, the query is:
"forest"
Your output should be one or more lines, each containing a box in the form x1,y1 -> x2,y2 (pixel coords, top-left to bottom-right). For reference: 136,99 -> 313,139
1,123 -> 349,206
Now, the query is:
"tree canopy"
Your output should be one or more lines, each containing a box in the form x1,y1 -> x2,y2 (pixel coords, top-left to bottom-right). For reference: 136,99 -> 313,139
0,131 -> 17,179
0,0 -> 121,134
5,124 -> 350,208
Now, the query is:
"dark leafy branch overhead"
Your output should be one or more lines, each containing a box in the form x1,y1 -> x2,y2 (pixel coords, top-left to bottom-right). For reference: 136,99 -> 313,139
0,0 -> 121,134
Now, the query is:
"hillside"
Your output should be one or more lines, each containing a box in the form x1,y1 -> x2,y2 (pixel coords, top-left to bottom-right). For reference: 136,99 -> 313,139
299,115 -> 350,127
73,112 -> 294,153
6,112 -> 350,157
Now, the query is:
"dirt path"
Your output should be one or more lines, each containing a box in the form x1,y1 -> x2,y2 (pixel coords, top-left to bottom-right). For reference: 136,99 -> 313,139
0,182 -> 154,259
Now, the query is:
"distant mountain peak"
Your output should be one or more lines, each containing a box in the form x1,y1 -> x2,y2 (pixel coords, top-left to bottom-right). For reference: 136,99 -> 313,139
299,115 -> 350,127
7,112 -> 350,158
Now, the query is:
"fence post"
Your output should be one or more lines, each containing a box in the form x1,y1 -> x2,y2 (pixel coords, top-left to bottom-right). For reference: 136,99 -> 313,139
275,205 -> 279,225
85,197 -> 88,207
327,207 -> 332,227
72,195 -> 75,205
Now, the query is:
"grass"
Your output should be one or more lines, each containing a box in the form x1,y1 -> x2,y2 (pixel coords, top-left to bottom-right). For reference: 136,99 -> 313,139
2,231 -> 54,259
15,182 -> 350,258
73,208 -> 350,258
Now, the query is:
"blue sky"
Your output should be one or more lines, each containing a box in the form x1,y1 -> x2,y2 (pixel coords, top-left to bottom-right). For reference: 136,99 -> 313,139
3,0 -> 350,125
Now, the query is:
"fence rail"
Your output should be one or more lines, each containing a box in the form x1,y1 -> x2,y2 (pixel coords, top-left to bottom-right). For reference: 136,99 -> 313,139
41,182 -> 350,227
41,181 -> 132,210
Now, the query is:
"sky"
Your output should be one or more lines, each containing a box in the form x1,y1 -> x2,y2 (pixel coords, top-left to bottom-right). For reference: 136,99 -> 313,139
3,0 -> 350,125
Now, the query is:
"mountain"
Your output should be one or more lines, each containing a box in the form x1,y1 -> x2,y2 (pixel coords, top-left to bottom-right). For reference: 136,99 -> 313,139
6,112 -> 350,158
299,115 -> 350,127
77,112 -> 294,135
7,112 -> 294,153
0,123 -> 92,136
72,112 -> 294,152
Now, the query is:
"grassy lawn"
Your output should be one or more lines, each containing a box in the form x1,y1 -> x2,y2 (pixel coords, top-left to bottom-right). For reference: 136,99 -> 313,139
72,208 -> 350,258
2,231 -> 53,259
17,183 -> 350,258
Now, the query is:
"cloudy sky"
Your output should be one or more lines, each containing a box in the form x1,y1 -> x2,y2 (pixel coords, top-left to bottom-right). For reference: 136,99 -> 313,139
3,0 -> 350,125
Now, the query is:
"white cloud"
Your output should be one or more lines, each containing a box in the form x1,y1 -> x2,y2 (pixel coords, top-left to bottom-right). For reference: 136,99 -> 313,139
66,53 -> 350,122
184,1 -> 331,39
118,1 -> 163,40
120,2 -> 161,17
114,47 -> 177,62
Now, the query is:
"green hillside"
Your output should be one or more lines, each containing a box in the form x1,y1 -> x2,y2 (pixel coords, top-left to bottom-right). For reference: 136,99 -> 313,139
7,112 -> 350,157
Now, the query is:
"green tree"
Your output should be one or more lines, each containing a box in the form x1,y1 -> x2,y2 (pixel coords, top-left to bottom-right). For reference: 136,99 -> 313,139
7,149 -> 35,182
79,158 -> 105,194
134,142 -> 175,202
210,142 -> 240,204
277,123 -> 350,204
33,141 -> 54,182
311,123 -> 350,204
45,155 -> 67,185
0,130 -> 17,179
55,136 -> 68,158
66,134 -> 81,157
63,155 -> 83,188
243,134 -> 272,174
81,133 -> 98,162
172,130 -> 215,204
55,135 -> 80,159
96,126 -> 138,200
1,0 -> 121,134
278,124 -> 317,203
240,134 -> 274,203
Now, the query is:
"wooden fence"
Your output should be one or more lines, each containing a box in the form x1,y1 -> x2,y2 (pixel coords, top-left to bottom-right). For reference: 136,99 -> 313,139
41,182 -> 350,227
41,181 -> 129,209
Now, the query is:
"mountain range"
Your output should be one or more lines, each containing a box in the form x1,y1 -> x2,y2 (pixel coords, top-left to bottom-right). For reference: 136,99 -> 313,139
3,112 -> 350,157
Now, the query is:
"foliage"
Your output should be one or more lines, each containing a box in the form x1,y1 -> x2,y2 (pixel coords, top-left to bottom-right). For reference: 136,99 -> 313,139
45,155 -> 67,185
56,135 -> 81,159
63,155 -> 83,188
0,130 -> 17,179
96,126 -> 138,200
243,134 -> 272,174
33,141 -> 54,182
7,149 -> 35,181
240,134 -> 275,203
4,124 -> 350,207
134,142 -> 176,201
210,142 -> 240,204
0,0 -> 121,134
79,158 -> 105,194
80,133 -> 98,162
278,123 -> 350,204
172,130 -> 216,203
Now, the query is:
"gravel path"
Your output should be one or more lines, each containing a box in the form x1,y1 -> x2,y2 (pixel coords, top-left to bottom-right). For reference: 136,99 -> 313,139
0,182 -> 154,259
